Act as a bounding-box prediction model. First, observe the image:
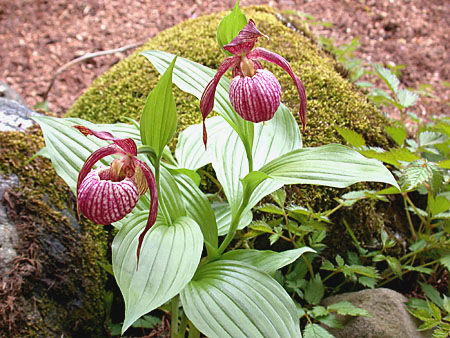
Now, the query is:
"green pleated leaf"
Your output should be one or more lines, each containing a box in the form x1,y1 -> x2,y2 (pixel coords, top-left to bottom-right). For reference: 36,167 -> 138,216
216,0 -> 247,54
113,216 -> 203,333
428,194 -> 450,216
212,104 -> 301,215
221,247 -> 315,275
419,131 -> 447,147
439,253 -> 450,270
260,144 -> 399,189
358,148 -> 401,167
256,203 -> 285,215
158,165 -> 186,223
172,171 -> 218,248
419,282 -> 445,310
175,116 -> 224,170
389,148 -> 421,163
400,161 -> 433,191
140,55 -> 177,159
180,260 -> 301,338
327,301 -> 371,317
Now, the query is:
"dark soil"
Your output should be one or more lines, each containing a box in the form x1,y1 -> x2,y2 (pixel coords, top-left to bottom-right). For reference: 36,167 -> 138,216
0,0 -> 448,120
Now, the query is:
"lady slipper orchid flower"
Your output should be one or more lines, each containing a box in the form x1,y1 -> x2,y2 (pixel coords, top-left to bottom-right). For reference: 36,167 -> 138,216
74,125 -> 158,263
200,19 -> 307,146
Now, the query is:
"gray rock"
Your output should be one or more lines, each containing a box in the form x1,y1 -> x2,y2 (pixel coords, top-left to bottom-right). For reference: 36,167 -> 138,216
321,288 -> 431,338
0,97 -> 39,132
0,81 -> 26,105
0,174 -> 20,273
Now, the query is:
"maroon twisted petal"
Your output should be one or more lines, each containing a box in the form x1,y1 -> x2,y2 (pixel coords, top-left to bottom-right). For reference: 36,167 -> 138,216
133,158 -> 158,266
200,56 -> 240,147
74,125 -> 137,156
248,47 -> 307,132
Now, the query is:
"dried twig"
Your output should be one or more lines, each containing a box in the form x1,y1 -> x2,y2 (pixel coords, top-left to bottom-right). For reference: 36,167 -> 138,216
42,42 -> 143,100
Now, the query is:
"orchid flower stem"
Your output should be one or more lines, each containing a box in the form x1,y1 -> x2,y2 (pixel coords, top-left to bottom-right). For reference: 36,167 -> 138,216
218,201 -> 247,256
170,295 -> 179,338
246,146 -> 254,173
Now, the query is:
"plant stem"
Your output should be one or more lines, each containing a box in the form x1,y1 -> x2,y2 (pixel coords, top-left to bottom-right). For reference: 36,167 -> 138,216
324,203 -> 344,218
322,270 -> 339,283
405,193 -> 428,228
378,258 -> 441,287
170,295 -> 179,338
199,168 -> 223,192
217,202 -> 247,255
402,193 -> 417,240
247,149 -> 253,173
188,321 -> 200,338
179,311 -> 188,338
302,255 -> 315,278
400,108 -> 406,126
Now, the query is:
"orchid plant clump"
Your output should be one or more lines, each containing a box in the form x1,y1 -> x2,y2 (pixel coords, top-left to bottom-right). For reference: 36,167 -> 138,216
34,2 -> 400,337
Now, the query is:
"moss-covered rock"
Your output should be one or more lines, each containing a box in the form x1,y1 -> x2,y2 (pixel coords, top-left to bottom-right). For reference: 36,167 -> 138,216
0,126 -> 108,337
69,6 -> 404,254
69,6 -> 390,149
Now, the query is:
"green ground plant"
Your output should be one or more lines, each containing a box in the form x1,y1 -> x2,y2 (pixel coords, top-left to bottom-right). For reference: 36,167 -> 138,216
26,5 -> 448,338
234,13 -> 450,337
32,3 -> 404,338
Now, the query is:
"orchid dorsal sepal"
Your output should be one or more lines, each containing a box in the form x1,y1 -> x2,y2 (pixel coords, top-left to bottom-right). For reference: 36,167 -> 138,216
73,125 -> 158,264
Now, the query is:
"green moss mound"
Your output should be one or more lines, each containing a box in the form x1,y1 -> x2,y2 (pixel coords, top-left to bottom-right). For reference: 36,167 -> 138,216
0,127 -> 108,337
69,8 -> 401,251
69,6 -> 389,148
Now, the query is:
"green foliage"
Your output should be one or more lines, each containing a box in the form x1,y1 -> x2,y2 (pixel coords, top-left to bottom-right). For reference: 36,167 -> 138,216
407,289 -> 450,337
31,4 -> 448,338
67,5 -> 400,266
216,0 -> 247,54
331,66 -> 449,337
140,55 -> 177,160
